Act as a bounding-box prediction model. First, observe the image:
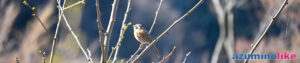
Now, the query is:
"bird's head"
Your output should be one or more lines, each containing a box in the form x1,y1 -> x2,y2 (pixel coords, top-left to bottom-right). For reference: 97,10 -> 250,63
133,24 -> 143,30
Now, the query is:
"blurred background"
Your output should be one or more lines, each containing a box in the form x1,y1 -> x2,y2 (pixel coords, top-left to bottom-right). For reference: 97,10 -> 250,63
0,0 -> 299,63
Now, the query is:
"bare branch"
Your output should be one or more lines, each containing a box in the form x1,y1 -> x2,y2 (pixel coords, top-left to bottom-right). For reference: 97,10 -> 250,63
244,0 -> 288,63
87,49 -> 94,63
210,0 -> 225,62
23,0 -> 62,63
22,0 -> 50,34
34,15 -> 49,33
149,0 -> 164,34
112,0 -> 132,62
183,51 -> 191,63
63,0 -> 85,10
61,13 -> 91,62
210,0 -> 236,62
49,0 -> 66,63
55,2 -> 92,61
131,0 -> 204,62
108,47 -> 116,62
40,51 -> 46,63
159,46 -> 176,63
102,0 -> 120,62
127,45 -> 143,62
95,0 -> 105,62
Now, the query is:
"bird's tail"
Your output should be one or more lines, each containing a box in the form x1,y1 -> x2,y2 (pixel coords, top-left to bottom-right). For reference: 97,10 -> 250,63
152,45 -> 162,58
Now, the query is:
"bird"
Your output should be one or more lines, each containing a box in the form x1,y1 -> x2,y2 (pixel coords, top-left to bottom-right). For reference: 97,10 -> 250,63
133,24 -> 161,58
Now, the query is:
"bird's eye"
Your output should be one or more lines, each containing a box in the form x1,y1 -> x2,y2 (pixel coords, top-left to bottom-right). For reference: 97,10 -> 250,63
134,25 -> 137,29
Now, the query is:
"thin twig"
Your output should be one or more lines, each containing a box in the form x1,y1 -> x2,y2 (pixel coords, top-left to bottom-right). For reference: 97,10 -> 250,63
57,3 -> 92,62
41,51 -> 46,63
102,0 -> 120,62
61,13 -> 90,61
59,1 -> 94,62
224,0 -> 236,63
244,0 -> 288,63
95,0 -> 105,62
34,15 -> 49,33
108,47 -> 116,62
112,0 -> 132,62
49,0 -> 66,63
63,0 -> 85,10
210,0 -> 226,63
210,0 -> 225,62
22,0 -> 50,34
159,46 -> 176,63
87,49 -> 94,63
131,0 -> 204,62
183,51 -> 191,63
210,0 -> 236,62
127,45 -> 143,63
149,0 -> 164,34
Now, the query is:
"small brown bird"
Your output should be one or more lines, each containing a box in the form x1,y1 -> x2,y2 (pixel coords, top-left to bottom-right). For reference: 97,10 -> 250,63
133,24 -> 161,58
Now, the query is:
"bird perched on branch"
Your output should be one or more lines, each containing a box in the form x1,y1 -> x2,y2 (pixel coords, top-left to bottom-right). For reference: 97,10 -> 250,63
133,24 -> 161,58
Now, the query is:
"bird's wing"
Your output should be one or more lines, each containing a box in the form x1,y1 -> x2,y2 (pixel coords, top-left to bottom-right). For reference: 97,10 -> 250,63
142,29 -> 153,42
136,29 -> 153,43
